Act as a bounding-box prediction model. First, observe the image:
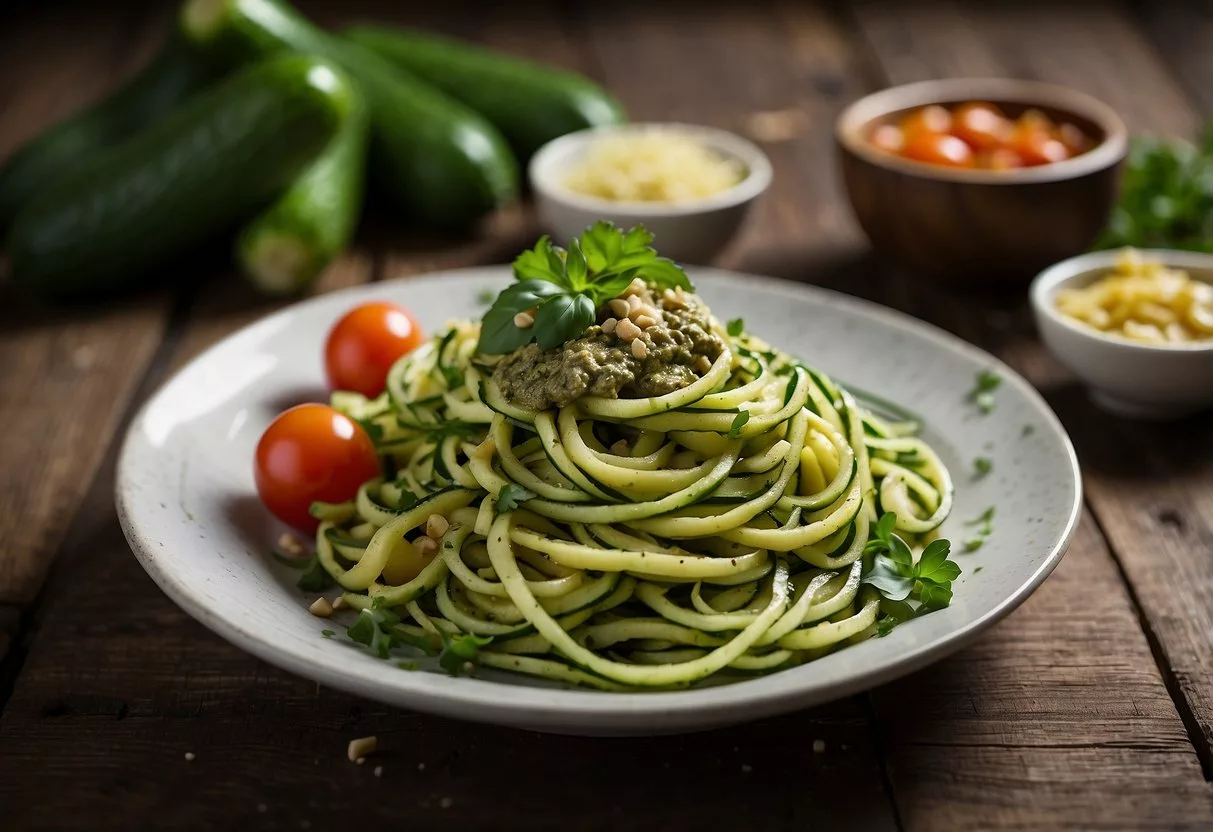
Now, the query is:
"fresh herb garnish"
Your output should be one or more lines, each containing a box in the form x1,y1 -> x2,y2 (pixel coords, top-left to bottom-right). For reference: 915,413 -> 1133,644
1021,424 -> 1035,437
438,632 -> 493,676
396,660 -> 418,671
497,483 -> 536,513
727,318 -> 745,337
297,558 -> 335,592
963,537 -> 984,553
476,222 -> 692,354
476,287 -> 496,305
1095,129 -> 1213,252
347,604 -> 400,659
727,410 -> 751,438
862,512 -> 961,635
966,506 -> 995,536
271,550 -> 311,570
973,457 -> 992,478
321,629 -> 335,639
968,369 -> 1001,414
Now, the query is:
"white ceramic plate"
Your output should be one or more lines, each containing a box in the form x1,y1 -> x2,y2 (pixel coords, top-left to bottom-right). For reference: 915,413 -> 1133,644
117,268 -> 1081,736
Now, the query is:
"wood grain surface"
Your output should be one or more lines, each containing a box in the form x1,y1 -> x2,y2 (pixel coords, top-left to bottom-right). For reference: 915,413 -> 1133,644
1,1 -> 1212,830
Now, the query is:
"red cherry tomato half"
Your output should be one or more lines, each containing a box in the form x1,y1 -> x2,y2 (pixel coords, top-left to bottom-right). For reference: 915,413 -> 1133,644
254,403 -> 381,531
324,301 -> 423,397
902,132 -> 975,168
950,102 -> 1012,152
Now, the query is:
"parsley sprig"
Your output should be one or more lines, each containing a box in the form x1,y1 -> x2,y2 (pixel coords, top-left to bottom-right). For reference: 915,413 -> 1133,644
968,369 -> 1001,414
861,513 -> 961,636
476,222 -> 692,355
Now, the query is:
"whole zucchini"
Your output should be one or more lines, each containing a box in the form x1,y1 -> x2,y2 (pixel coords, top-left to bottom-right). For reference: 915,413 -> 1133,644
0,32 -> 219,228
7,54 -> 354,299
180,0 -> 518,227
345,25 -> 626,160
236,80 -> 369,296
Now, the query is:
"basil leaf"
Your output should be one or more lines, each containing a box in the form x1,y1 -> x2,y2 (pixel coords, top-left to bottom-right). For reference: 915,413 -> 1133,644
590,269 -> 641,303
477,280 -> 564,354
534,293 -> 595,349
727,318 -> 744,337
861,556 -> 914,601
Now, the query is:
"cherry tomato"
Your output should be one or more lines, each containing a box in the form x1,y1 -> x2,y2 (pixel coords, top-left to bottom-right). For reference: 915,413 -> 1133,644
324,301 -> 423,397
254,404 -> 381,531
901,132 -> 975,167
1011,125 -> 1069,166
900,104 -> 951,138
870,124 -> 905,153
976,148 -> 1026,170
1056,122 -> 1090,156
950,102 -> 1012,152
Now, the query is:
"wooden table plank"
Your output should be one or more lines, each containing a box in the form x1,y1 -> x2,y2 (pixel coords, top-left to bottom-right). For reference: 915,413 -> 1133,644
848,0 -> 1213,825
0,2 -> 179,611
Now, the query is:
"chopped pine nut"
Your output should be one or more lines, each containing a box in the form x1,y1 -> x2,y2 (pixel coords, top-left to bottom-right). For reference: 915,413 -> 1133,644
634,314 -> 657,329
426,514 -> 450,540
415,536 -> 439,557
632,303 -> 658,321
309,597 -> 333,618
623,277 -> 646,297
332,595 -> 348,611
610,439 -> 630,455
627,294 -> 643,312
632,339 -> 648,359
513,312 -> 534,329
693,355 -> 713,374
616,319 -> 641,341
184,752 -> 196,762
348,736 -> 378,762
662,288 -> 687,309
278,533 -> 305,557
601,317 -> 618,334
608,298 -> 630,318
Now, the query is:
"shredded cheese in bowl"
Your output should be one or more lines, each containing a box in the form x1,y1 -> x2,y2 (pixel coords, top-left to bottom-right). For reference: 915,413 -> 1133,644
563,132 -> 746,203
1055,248 -> 1213,344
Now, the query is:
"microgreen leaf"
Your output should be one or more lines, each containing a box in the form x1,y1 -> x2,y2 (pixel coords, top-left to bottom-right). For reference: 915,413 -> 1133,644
321,629 -> 335,639
347,606 -> 401,659
727,410 -> 750,438
968,369 -> 1002,413
917,539 -> 961,584
565,238 -> 589,290
297,559 -> 334,592
512,236 -> 565,285
963,537 -> 985,553
973,457 -> 992,478
917,581 -> 954,612
497,483 -> 536,513
439,632 -> 493,676
476,287 -> 496,305
727,318 -> 745,337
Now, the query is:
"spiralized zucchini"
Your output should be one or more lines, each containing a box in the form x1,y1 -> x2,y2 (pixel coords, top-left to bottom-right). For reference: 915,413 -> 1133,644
314,311 -> 953,690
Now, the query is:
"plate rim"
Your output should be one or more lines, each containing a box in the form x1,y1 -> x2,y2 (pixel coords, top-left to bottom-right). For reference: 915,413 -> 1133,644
116,265 -> 1082,731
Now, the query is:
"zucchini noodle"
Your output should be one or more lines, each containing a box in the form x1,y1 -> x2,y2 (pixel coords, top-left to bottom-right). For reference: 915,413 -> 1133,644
313,307 -> 953,690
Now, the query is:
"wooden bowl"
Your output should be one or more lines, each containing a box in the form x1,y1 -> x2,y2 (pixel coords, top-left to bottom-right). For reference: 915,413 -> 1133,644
836,78 -> 1128,287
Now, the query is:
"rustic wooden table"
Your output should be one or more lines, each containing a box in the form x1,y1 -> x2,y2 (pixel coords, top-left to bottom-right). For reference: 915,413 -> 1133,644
2,1 -> 1212,829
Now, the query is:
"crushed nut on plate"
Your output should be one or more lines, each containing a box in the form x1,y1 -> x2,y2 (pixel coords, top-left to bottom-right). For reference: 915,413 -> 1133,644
348,736 -> 378,762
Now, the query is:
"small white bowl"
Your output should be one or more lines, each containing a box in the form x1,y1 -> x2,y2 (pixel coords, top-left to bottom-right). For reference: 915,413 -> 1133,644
528,123 -> 772,265
1030,248 -> 1213,419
